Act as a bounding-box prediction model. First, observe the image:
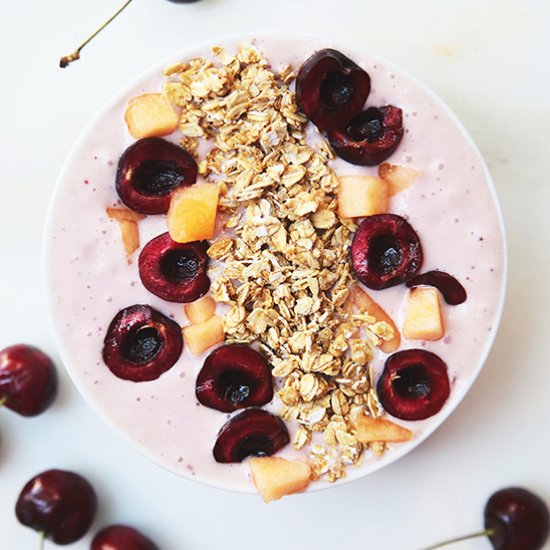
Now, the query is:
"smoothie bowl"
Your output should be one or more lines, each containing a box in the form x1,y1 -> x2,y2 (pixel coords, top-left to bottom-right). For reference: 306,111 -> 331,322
45,33 -> 506,500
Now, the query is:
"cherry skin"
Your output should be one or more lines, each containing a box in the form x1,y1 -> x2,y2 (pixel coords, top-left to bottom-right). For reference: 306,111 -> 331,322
139,233 -> 210,303
407,270 -> 467,305
15,469 -> 97,545
92,525 -> 159,550
485,488 -> 550,550
0,344 -> 57,416
103,304 -> 183,382
196,344 -> 274,412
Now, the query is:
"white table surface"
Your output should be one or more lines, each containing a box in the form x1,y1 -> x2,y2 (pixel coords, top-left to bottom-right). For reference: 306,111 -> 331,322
1,1 -> 549,549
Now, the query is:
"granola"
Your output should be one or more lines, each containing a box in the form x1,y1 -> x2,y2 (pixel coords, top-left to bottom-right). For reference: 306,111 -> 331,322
165,44 -> 396,482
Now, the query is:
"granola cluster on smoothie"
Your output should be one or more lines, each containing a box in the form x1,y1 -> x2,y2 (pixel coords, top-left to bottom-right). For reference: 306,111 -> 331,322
103,44 -> 467,502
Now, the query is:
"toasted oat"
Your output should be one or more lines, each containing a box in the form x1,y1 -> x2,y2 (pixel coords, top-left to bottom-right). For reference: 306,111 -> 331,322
165,45 -> 392,481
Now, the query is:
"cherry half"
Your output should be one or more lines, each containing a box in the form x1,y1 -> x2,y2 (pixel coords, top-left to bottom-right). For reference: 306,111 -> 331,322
196,345 -> 273,412
377,349 -> 450,421
296,49 -> 371,131
116,137 -> 197,215
0,344 -> 57,417
423,487 -> 549,550
139,233 -> 210,303
407,270 -> 467,305
328,105 -> 404,166
103,304 -> 183,382
15,469 -> 97,545
351,214 -> 422,290
213,409 -> 290,463
92,525 -> 159,550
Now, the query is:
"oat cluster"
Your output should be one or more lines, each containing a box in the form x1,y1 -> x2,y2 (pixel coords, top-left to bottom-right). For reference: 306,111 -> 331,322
165,45 -> 394,481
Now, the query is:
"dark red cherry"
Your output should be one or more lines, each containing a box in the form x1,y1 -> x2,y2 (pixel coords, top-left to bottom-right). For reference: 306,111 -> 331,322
92,525 -> 159,550
328,105 -> 404,165
116,137 -> 197,215
103,304 -> 183,382
196,345 -> 273,412
213,409 -> 290,463
296,49 -> 371,131
485,488 -> 550,550
15,469 -> 97,545
376,349 -> 450,421
351,214 -> 422,290
139,233 -> 210,303
406,270 -> 467,305
0,344 -> 57,416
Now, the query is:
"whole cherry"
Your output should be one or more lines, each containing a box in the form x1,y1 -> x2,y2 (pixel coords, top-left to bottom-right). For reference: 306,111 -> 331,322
15,469 -> 97,546
423,487 -> 549,550
0,344 -> 57,416
92,525 -> 159,550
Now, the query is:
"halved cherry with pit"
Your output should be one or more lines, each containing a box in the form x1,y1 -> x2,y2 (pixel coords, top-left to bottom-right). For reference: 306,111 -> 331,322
377,349 -> 450,421
351,213 -> 422,290
213,408 -> 290,463
116,137 -> 197,215
296,49 -> 371,131
139,232 -> 210,303
328,105 -> 404,166
103,304 -> 183,382
196,345 -> 273,412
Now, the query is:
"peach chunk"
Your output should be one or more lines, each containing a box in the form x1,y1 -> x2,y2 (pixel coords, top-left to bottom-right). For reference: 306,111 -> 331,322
337,175 -> 388,218
106,208 -> 145,263
249,457 -> 311,503
167,183 -> 219,243
184,295 -> 216,324
379,163 -> 421,197
350,286 -> 401,353
353,411 -> 413,443
182,315 -> 224,356
403,287 -> 445,341
124,93 -> 179,139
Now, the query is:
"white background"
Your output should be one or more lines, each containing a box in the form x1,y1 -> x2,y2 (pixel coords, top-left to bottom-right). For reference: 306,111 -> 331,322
1,1 -> 549,549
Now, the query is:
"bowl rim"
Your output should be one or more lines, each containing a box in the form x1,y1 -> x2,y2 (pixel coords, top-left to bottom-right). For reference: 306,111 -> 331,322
43,30 -> 508,495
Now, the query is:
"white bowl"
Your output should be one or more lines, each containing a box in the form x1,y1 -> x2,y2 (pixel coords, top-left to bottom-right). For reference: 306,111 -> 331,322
44,32 -> 506,494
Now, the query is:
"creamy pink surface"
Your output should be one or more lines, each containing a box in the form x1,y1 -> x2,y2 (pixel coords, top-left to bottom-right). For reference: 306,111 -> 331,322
45,34 -> 505,493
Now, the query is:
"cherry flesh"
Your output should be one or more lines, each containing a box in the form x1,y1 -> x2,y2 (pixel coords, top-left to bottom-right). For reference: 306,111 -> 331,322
351,214 -> 422,290
116,137 -> 197,215
328,105 -> 404,165
296,49 -> 371,131
15,469 -> 97,545
0,344 -> 57,416
407,270 -> 467,305
139,233 -> 210,303
196,345 -> 273,412
377,349 -> 450,421
485,487 -> 550,550
92,525 -> 159,550
213,409 -> 290,463
103,304 -> 183,382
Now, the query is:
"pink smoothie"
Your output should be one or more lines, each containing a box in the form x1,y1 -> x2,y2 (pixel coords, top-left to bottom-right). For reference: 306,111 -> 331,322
45,34 -> 506,493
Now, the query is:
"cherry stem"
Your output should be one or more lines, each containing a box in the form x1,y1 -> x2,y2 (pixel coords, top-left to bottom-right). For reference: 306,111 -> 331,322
59,0 -> 134,68
39,531 -> 45,550
421,529 -> 493,549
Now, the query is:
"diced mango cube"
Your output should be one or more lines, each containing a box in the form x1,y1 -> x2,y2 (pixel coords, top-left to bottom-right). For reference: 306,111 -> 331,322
249,457 -> 311,503
167,183 -> 220,243
124,93 -> 179,139
379,163 -> 421,196
182,315 -> 224,355
350,286 -> 401,353
403,287 -> 445,341
184,295 -> 216,324
338,175 -> 388,219
353,411 -> 413,443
